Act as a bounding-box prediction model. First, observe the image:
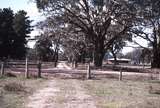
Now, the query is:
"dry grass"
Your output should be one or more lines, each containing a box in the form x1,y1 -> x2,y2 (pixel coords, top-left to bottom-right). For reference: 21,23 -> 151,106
1,73 -> 160,108
3,82 -> 25,92
0,76 -> 48,108
81,79 -> 160,108
26,78 -> 160,108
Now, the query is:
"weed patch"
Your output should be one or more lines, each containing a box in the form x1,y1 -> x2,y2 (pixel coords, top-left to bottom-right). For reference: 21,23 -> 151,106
5,73 -> 17,77
3,82 -> 25,92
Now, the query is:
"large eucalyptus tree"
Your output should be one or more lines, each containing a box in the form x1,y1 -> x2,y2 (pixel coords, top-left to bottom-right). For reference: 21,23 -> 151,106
35,0 -> 135,67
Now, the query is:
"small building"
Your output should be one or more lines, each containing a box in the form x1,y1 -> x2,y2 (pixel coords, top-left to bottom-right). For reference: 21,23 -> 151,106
107,58 -> 131,64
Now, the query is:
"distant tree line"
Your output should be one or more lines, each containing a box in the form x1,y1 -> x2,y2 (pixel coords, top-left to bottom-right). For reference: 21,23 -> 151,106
124,48 -> 152,65
0,8 -> 32,60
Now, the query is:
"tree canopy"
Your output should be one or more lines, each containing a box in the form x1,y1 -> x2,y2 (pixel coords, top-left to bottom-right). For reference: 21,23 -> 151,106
0,8 -> 32,60
34,0 -> 160,68
130,0 -> 160,68
35,0 -> 135,67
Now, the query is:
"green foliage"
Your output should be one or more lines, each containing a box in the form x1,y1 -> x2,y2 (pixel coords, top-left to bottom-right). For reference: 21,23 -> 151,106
0,8 -> 32,60
35,0 -> 135,67
92,0 -> 104,6
35,35 -> 54,61
12,10 -> 32,59
130,0 -> 160,68
0,8 -> 15,59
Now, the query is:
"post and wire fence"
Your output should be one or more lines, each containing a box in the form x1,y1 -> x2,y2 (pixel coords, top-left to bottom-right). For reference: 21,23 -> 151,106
0,58 -> 42,78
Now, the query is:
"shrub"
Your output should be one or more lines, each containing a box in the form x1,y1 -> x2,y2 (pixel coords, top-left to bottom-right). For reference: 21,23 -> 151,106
3,82 -> 25,92
5,73 -> 17,77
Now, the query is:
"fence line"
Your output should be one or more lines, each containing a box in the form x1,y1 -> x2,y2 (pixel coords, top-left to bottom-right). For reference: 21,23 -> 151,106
0,60 -> 41,78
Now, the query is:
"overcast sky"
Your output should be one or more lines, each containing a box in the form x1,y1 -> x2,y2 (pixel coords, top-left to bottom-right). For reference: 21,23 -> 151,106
0,0 -> 148,54
0,0 -> 41,23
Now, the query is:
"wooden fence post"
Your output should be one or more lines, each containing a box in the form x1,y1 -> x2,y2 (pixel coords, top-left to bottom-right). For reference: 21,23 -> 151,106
150,68 -> 153,80
37,61 -> 42,78
87,62 -> 91,79
119,68 -> 122,81
72,61 -> 74,68
73,61 -> 78,68
1,62 -> 4,76
54,61 -> 57,67
25,57 -> 29,78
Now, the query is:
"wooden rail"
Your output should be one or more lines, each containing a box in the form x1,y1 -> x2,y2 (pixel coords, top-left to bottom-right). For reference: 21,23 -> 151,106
0,59 -> 42,78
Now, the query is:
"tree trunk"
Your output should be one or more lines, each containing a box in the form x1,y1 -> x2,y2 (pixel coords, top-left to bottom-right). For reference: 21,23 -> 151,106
94,52 -> 104,67
53,42 -> 59,67
1,62 -> 4,76
151,47 -> 160,68
93,39 -> 105,67
54,49 -> 59,67
73,60 -> 78,68
111,50 -> 118,65
82,51 -> 86,64
87,62 -> 91,79
37,61 -> 42,78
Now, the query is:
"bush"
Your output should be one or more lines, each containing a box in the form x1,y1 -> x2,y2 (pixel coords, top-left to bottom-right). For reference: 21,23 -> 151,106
3,82 -> 25,92
5,73 -> 17,77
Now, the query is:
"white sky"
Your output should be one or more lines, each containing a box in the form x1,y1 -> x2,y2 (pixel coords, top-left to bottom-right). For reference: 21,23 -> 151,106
0,0 -> 44,48
122,37 -> 148,54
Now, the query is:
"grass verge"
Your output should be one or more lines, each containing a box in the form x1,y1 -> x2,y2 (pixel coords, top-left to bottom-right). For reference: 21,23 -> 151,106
0,75 -> 47,108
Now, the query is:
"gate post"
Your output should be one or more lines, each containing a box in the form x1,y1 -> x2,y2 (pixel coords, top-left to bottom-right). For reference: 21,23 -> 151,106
87,62 -> 91,79
25,57 -> 29,78
37,61 -> 42,78
0,62 -> 4,76
119,67 -> 122,81
159,71 -> 160,80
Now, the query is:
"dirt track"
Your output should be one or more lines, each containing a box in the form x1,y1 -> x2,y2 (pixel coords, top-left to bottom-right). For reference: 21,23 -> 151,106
26,62 -> 97,108
3,62 -> 158,108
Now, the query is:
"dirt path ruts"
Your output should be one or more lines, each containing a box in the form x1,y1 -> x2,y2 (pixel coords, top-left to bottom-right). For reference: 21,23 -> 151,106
26,62 -> 96,108
64,80 -> 97,108
26,79 -> 96,108
26,80 -> 60,108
